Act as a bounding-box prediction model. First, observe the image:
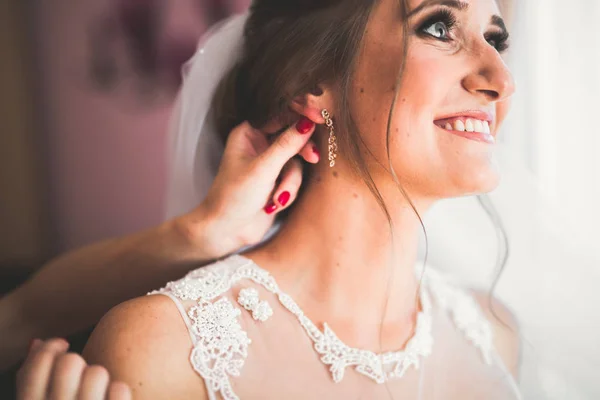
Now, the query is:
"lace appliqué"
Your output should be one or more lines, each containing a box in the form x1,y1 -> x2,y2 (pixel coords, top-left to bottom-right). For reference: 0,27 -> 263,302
153,259 -> 252,400
153,255 -> 495,395
188,298 -> 251,400
237,288 -> 273,322
159,262 -> 233,301
230,257 -> 434,385
425,269 -> 494,364
305,311 -> 434,384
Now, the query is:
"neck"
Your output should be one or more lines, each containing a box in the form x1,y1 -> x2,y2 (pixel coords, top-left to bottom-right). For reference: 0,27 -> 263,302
248,164 -> 434,334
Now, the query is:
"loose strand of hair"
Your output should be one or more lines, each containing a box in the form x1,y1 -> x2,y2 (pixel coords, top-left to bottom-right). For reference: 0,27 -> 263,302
477,194 -> 513,329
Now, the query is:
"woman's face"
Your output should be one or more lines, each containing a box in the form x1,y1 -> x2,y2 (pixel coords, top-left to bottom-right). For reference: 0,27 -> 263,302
351,0 -> 514,199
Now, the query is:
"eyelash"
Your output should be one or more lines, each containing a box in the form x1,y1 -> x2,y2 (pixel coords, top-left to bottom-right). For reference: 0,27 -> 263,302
416,9 -> 457,43
416,9 -> 511,53
485,31 -> 510,53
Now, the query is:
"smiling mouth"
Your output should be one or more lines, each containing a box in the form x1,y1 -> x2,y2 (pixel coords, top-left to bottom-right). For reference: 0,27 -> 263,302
434,116 -> 495,144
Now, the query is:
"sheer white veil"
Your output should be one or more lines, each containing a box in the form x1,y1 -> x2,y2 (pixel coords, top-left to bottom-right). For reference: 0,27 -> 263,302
165,14 -> 247,220
165,12 -> 598,400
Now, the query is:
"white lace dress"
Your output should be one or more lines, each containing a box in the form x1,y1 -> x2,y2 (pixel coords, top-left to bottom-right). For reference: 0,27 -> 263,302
150,255 -> 522,400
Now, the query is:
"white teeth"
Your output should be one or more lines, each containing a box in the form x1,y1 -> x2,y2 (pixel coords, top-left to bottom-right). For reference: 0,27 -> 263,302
465,119 -> 475,132
440,118 -> 492,135
483,121 -> 491,134
454,120 -> 465,132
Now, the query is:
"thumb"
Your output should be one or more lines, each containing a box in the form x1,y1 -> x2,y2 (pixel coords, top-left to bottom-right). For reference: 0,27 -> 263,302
255,117 -> 316,179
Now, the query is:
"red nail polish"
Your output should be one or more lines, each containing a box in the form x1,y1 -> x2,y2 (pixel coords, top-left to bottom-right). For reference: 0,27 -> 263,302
296,117 -> 314,134
264,201 -> 277,214
278,191 -> 291,207
312,145 -> 320,157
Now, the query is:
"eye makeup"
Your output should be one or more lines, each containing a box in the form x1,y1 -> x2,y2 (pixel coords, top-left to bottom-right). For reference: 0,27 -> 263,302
411,5 -> 511,53
415,8 -> 458,42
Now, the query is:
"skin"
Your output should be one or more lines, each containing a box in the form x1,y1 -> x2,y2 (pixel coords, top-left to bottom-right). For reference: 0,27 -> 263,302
11,118 -> 320,397
16,339 -> 132,400
83,0 -> 519,398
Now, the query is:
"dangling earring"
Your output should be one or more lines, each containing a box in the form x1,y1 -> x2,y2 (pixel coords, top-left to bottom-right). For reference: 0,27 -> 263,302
321,109 -> 338,168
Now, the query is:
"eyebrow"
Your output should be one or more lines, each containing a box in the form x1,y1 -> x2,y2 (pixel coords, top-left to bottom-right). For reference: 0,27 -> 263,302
406,0 -> 470,19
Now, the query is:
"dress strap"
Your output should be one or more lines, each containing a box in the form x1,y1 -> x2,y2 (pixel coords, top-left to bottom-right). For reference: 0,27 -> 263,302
153,292 -> 198,346
148,258 -> 252,400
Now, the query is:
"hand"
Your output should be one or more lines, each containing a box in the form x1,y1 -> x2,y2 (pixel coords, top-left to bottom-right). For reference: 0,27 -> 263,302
16,338 -> 132,400
180,117 -> 319,258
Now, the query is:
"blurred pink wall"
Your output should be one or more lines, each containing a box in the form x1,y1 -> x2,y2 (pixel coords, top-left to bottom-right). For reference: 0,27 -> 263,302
36,0 -> 249,252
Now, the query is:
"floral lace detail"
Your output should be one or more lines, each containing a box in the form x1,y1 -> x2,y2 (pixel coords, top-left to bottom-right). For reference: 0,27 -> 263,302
153,255 -> 496,397
237,288 -> 260,310
189,298 -> 251,400
226,256 -> 435,385
424,268 -> 494,364
152,258 -> 251,400
307,310 -> 434,384
237,288 -> 273,322
157,262 -> 234,301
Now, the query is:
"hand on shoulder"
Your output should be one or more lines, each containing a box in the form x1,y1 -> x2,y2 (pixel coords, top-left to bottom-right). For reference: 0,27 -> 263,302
16,338 -> 131,400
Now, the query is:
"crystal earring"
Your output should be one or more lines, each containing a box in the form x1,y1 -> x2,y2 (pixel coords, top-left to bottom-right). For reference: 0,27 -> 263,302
237,288 -> 273,322
321,109 -> 338,168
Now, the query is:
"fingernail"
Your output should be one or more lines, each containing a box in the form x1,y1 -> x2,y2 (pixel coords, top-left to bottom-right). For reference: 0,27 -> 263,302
312,145 -> 320,158
278,191 -> 291,207
264,201 -> 277,215
296,117 -> 314,134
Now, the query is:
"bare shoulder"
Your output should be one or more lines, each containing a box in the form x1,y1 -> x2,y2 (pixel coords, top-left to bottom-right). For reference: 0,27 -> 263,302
83,295 -> 207,399
471,290 -> 521,379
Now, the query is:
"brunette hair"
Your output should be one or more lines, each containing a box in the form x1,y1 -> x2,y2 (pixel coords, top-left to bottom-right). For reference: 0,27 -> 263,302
213,0 -> 405,222
213,0 -> 511,328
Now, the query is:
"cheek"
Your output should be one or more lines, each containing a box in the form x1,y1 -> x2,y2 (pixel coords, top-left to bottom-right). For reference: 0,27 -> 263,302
350,57 -> 400,161
385,55 -> 453,170
349,44 -> 501,196
350,52 -> 452,177
495,98 -> 511,132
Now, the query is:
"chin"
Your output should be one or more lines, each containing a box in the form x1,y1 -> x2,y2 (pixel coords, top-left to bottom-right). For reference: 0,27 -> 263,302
452,168 -> 501,197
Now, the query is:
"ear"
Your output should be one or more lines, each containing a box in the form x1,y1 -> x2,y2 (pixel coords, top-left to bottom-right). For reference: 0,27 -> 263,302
290,85 -> 335,124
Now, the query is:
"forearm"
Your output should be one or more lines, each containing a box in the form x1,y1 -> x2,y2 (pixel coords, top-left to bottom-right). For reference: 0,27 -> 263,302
0,214 -> 218,370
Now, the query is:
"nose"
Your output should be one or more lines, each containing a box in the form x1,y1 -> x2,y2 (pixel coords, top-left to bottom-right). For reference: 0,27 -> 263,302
462,46 -> 515,103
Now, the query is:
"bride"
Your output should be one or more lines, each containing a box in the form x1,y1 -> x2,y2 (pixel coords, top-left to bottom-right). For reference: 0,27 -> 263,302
84,0 -> 521,398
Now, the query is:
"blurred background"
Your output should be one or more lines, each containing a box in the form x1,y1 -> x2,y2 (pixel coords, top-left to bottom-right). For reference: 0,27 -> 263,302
0,0 -> 598,398
0,0 -> 250,396
0,0 -> 249,279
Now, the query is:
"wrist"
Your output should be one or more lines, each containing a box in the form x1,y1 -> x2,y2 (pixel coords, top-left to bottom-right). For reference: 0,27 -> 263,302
173,205 -> 228,261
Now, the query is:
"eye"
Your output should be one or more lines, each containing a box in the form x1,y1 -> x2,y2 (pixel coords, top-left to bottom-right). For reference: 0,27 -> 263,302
485,31 -> 510,53
417,9 -> 457,42
424,21 -> 450,40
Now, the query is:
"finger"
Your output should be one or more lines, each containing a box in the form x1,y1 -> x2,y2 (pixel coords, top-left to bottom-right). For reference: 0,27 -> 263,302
28,338 -> 43,354
107,382 -> 132,400
259,116 -> 287,135
255,117 -> 316,180
77,365 -> 109,400
298,140 -> 320,164
16,338 -> 43,383
272,159 -> 304,212
221,122 -> 263,164
48,353 -> 86,400
16,338 -> 70,400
